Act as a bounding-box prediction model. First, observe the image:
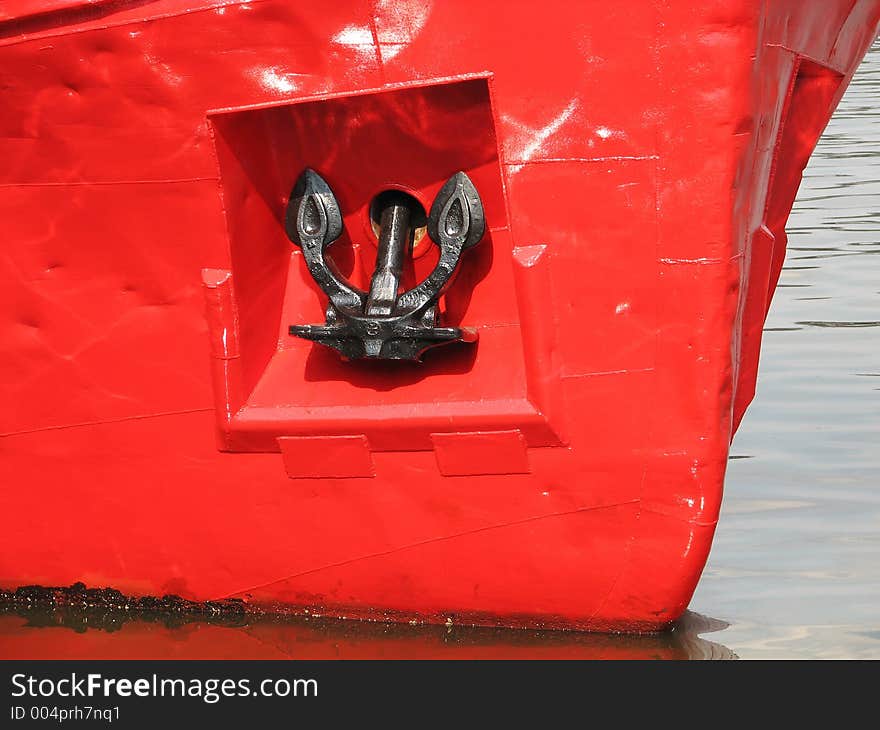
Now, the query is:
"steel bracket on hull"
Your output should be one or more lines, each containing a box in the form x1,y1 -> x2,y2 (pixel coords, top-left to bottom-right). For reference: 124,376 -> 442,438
285,169 -> 485,361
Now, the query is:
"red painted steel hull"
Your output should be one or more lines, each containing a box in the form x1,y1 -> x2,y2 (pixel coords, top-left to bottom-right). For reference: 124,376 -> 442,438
1,1 -> 878,632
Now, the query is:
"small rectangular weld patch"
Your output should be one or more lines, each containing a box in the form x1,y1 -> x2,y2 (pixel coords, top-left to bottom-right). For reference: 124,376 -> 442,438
278,435 -> 374,479
431,430 -> 530,477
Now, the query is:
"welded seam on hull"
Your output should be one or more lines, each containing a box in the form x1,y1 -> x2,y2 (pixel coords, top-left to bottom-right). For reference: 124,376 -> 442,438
0,178 -> 218,188
0,408 -> 214,439
639,505 -> 719,528
764,43 -> 848,75
561,366 -> 655,381
217,499 -> 642,600
503,155 -> 659,165
659,252 -> 745,266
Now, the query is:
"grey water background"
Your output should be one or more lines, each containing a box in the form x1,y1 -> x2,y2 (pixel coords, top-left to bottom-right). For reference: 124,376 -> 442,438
690,41 -> 880,659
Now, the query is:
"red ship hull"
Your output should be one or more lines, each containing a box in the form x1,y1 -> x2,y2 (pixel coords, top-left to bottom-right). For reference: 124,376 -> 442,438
1,0 -> 878,632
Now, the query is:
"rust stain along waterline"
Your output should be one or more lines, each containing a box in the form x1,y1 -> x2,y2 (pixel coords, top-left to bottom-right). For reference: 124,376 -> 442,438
0,0 -> 878,632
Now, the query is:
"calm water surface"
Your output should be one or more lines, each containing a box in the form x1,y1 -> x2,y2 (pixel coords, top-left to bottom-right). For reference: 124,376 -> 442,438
690,42 -> 880,659
2,45 -> 878,662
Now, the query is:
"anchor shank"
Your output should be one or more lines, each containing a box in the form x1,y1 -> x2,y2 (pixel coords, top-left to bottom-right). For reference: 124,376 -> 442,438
366,199 -> 413,317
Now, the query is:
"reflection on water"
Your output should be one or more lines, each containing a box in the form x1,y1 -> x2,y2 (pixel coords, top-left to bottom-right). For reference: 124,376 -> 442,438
0,608 -> 734,660
691,42 -> 880,659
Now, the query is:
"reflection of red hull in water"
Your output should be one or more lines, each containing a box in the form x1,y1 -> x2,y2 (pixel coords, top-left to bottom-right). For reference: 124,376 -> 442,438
0,610 -> 734,660
0,1 -> 877,632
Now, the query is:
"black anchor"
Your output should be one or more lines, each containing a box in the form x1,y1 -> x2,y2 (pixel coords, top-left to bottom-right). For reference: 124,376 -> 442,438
284,169 -> 485,361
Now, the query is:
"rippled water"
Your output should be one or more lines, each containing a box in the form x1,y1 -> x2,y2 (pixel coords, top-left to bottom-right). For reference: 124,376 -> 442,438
690,42 -> 880,659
